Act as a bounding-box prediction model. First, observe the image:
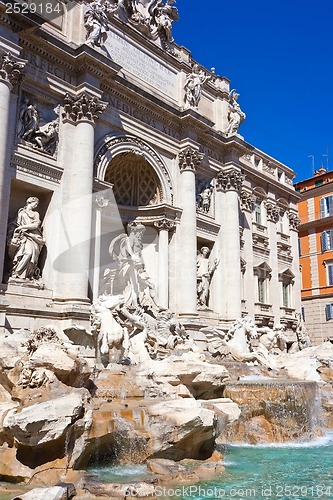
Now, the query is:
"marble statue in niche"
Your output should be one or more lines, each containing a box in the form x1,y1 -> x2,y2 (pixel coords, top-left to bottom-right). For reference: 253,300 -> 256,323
225,89 -> 246,136
196,178 -> 213,214
6,197 -> 45,284
184,64 -> 212,108
196,246 -> 219,308
18,97 -> 59,155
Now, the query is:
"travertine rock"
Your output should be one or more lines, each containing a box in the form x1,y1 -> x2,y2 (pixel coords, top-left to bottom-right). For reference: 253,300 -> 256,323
3,392 -> 85,446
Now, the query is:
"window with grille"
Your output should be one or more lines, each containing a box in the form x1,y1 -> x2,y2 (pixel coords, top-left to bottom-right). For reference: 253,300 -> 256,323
282,282 -> 289,308
254,200 -> 262,225
258,278 -> 266,303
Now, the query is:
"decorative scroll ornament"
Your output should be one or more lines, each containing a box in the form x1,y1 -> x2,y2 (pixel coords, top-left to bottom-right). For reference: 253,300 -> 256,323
265,201 -> 280,223
288,212 -> 301,230
154,218 -> 176,231
0,52 -> 25,86
216,168 -> 244,192
240,190 -> 255,212
178,147 -> 204,173
62,92 -> 107,123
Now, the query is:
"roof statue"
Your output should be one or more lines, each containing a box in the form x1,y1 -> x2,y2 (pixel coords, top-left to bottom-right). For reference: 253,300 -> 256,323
83,0 -> 179,52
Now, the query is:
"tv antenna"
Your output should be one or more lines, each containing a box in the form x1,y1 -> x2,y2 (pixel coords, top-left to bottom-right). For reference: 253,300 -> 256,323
308,155 -> 315,175
322,146 -> 329,170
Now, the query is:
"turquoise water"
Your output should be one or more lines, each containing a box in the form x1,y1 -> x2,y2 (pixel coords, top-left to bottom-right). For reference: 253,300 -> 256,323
89,434 -> 333,499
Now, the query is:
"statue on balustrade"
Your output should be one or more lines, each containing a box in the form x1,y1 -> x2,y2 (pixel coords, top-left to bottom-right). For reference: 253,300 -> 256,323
153,0 -> 179,46
184,64 -> 212,108
225,89 -> 246,136
196,246 -> 219,309
84,0 -> 112,47
7,197 -> 45,283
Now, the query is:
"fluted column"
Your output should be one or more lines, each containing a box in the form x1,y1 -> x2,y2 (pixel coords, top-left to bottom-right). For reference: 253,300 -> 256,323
0,53 -> 25,283
154,219 -> 175,308
178,147 -> 203,315
53,92 -> 107,301
215,167 -> 243,321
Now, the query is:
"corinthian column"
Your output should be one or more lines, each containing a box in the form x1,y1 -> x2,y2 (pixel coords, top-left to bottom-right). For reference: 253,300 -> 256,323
154,218 -> 175,308
53,92 -> 107,301
178,146 -> 203,315
215,167 -> 243,321
0,53 -> 25,283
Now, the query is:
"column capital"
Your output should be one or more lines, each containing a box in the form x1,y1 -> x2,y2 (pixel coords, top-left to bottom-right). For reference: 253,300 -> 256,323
154,218 -> 176,231
0,52 -> 25,88
62,92 -> 108,124
178,146 -> 204,173
216,167 -> 244,192
288,212 -> 300,231
265,201 -> 280,223
240,190 -> 255,212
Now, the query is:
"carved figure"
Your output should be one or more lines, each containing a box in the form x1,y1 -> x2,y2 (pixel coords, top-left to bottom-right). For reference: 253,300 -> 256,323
19,100 -> 39,142
153,0 -> 179,44
84,0 -> 111,47
198,186 -> 212,214
108,222 -> 158,310
7,197 -> 44,282
91,293 -> 129,367
257,324 -> 287,355
225,89 -> 246,136
184,64 -> 211,108
196,247 -> 219,308
32,120 -> 59,155
204,317 -> 278,370
289,313 -> 312,353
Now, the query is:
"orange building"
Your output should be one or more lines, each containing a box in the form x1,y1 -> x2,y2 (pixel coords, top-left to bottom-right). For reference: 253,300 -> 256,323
295,168 -> 333,343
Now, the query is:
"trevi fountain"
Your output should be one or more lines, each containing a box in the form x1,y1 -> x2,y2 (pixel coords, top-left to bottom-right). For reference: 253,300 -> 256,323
0,0 -> 332,499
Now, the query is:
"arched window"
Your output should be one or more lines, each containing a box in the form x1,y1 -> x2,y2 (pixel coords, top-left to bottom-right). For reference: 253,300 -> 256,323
105,152 -> 162,207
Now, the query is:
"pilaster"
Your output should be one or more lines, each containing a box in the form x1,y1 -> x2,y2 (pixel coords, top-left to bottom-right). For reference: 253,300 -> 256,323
0,53 -> 25,283
154,218 -> 175,308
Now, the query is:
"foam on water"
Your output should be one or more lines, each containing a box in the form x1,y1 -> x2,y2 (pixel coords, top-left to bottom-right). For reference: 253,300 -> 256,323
223,432 -> 333,449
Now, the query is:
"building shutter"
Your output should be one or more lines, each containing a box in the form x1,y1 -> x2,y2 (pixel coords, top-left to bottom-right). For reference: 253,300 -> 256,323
321,197 -> 326,217
258,278 -> 265,303
322,231 -> 328,251
328,264 -> 333,286
325,304 -> 333,320
328,196 -> 333,216
282,283 -> 289,307
328,229 -> 333,249
301,306 -> 305,321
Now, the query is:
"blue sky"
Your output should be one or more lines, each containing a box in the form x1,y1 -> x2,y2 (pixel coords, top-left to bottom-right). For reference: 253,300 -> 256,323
172,1 -> 333,181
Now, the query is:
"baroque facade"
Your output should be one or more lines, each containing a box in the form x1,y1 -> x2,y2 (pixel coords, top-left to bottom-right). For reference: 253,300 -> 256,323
0,0 -> 301,339
295,168 -> 333,343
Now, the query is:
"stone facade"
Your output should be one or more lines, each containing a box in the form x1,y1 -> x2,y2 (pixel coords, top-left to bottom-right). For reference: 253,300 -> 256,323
0,1 -> 300,338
